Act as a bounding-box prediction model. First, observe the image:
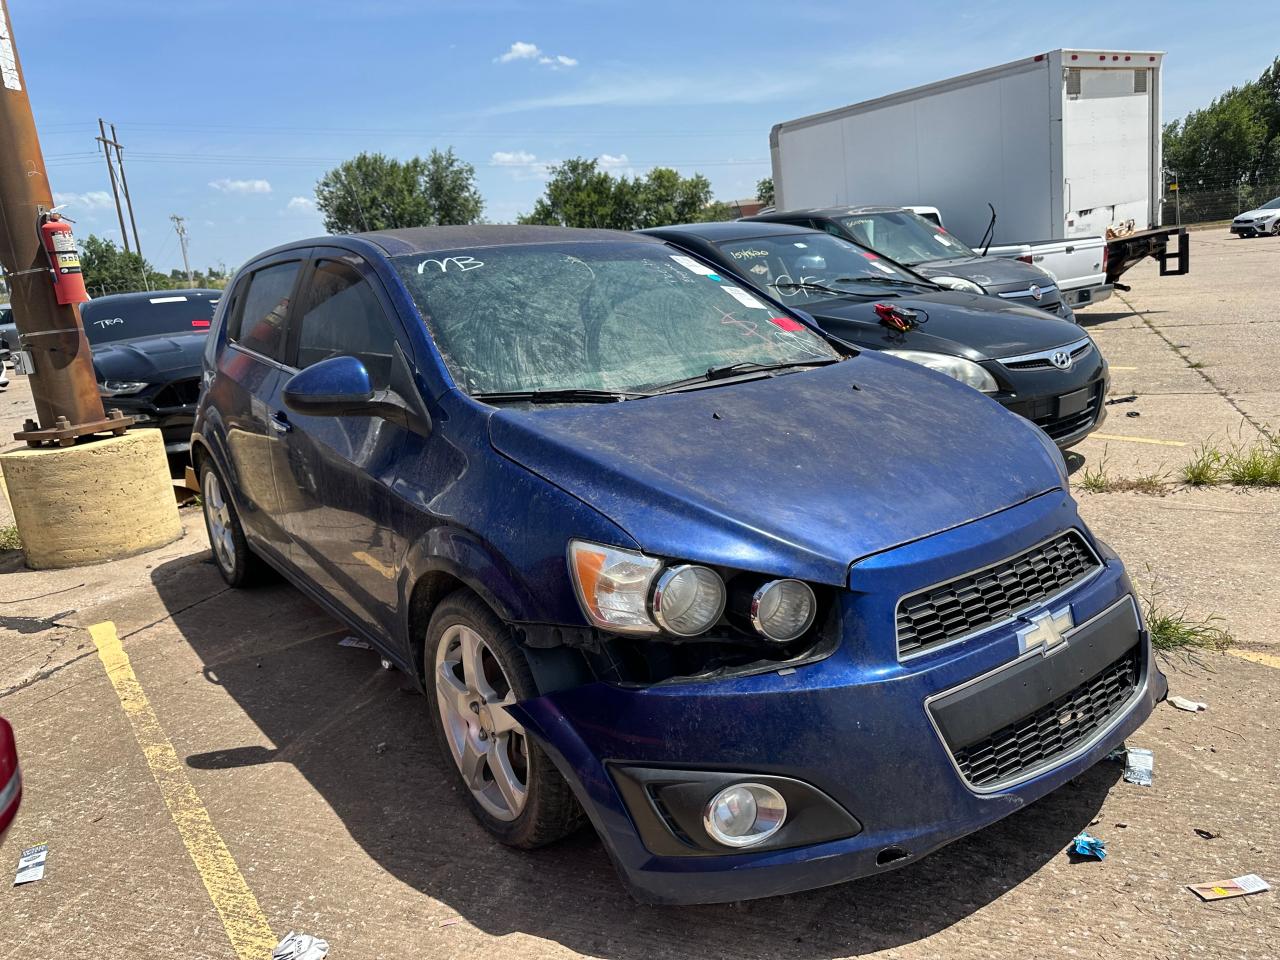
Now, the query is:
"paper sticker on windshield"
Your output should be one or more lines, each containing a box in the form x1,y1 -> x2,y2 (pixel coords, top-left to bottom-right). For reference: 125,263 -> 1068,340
933,234 -> 954,246
871,261 -> 896,274
770,316 -> 804,331
670,255 -> 719,278
860,252 -> 879,260
722,287 -> 768,310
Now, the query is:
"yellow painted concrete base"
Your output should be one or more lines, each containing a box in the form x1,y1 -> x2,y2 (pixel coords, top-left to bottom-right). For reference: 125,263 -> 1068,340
0,429 -> 182,569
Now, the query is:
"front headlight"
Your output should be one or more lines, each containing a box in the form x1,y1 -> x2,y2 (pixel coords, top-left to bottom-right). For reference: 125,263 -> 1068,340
568,540 -> 661,634
883,350 -> 999,393
930,275 -> 985,295
99,380 -> 149,397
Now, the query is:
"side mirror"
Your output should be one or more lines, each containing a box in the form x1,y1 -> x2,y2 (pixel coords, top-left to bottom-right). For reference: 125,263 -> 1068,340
282,355 -> 434,437
282,355 -> 374,416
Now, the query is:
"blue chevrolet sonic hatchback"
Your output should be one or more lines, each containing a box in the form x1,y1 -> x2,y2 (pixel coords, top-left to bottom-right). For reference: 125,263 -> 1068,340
191,225 -> 1165,904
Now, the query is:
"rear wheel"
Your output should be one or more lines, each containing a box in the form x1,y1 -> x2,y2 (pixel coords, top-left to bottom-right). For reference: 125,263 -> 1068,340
425,591 -> 584,847
200,461 -> 273,587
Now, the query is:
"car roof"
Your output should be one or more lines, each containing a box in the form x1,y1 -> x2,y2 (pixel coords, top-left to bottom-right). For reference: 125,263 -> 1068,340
248,225 -> 665,264
749,205 -> 908,220
641,221 -> 820,241
84,289 -> 222,306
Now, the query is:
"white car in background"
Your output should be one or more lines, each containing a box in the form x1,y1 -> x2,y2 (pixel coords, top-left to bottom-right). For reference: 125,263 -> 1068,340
1231,197 -> 1280,237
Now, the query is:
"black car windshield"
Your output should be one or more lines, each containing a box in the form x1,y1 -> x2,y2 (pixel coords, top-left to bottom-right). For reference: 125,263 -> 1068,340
392,242 -> 839,395
836,211 -> 979,265
713,232 -> 928,306
1260,197 -> 1280,210
80,293 -> 219,345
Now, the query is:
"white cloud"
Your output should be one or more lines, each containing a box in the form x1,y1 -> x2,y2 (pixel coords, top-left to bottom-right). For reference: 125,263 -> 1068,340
491,150 -> 538,166
497,41 -> 541,63
209,178 -> 272,195
490,150 -> 550,181
53,190 -> 114,211
597,153 -> 630,171
286,195 -> 316,212
497,41 -> 577,68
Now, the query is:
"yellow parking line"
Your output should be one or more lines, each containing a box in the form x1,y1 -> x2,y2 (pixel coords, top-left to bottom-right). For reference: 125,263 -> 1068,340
89,622 -> 276,960
1087,433 -> 1187,447
1229,648 -> 1280,670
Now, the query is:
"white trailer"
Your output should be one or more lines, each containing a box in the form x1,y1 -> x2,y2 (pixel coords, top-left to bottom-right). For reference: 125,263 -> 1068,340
770,49 -> 1188,287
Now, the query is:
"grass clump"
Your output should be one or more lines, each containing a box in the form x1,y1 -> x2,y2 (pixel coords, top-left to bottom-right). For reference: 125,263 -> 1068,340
0,525 -> 21,551
1182,444 -> 1225,486
1076,454 -> 1167,495
1180,436 -> 1280,488
1142,575 -> 1234,654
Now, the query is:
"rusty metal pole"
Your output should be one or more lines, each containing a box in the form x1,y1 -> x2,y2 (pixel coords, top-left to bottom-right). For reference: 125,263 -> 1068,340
0,0 -> 123,445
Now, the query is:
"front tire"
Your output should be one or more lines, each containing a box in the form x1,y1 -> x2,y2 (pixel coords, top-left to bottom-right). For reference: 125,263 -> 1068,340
199,460 -> 273,587
424,591 -> 584,848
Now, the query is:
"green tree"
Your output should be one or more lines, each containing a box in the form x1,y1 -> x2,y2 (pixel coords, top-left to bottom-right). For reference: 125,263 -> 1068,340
315,149 -> 483,233
80,235 -> 170,295
518,158 -> 725,229
756,176 -> 774,207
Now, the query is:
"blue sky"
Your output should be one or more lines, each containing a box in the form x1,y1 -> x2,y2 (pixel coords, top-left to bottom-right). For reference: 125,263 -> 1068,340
12,0 -> 1279,273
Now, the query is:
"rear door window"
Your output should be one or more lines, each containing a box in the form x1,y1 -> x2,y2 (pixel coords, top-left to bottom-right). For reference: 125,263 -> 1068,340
293,259 -> 407,392
229,261 -> 300,361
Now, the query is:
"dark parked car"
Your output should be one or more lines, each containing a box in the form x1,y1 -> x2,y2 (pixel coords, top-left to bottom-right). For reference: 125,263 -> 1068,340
192,225 -> 1162,904
644,221 -> 1107,448
0,717 -> 19,844
748,206 -> 1075,321
81,290 -> 221,453
0,302 -> 14,367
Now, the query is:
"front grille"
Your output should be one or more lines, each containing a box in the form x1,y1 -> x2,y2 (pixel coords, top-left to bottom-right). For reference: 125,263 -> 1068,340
896,532 -> 1101,657
1002,341 -> 1093,371
152,377 -> 201,408
951,645 -> 1141,787
1033,383 -> 1103,442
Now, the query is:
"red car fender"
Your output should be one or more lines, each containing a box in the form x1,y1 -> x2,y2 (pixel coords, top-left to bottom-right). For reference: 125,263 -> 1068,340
0,718 -> 20,843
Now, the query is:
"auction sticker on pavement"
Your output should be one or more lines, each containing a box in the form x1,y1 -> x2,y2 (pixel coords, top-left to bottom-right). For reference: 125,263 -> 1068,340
14,844 -> 46,886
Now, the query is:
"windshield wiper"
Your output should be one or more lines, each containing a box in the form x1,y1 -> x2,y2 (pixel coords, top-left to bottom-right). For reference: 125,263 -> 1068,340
472,388 -> 650,404
651,357 -> 843,394
832,275 -> 937,289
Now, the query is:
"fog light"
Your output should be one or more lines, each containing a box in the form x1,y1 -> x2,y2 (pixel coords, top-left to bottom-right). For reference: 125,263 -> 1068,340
751,579 -> 816,642
652,564 -> 725,636
703,782 -> 787,848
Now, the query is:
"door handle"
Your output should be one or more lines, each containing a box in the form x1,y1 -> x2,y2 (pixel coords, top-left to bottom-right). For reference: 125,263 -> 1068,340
270,412 -> 292,434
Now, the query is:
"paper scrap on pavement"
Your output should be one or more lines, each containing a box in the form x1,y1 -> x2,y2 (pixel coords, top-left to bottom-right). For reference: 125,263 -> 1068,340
1122,747 -> 1154,786
338,636 -> 372,649
1188,874 -> 1270,902
14,844 -> 47,885
1169,695 -> 1207,712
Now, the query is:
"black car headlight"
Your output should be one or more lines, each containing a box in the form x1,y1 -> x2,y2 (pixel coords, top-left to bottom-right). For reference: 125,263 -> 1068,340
99,380 -> 148,397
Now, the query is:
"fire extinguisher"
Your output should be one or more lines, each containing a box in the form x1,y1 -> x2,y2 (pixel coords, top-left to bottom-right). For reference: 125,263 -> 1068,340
39,213 -> 90,305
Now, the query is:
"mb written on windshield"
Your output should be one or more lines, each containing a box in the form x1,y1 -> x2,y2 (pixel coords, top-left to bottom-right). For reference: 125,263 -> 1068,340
393,243 -> 841,398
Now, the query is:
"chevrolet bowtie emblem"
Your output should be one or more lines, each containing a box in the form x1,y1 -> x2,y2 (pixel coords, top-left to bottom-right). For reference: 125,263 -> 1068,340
1017,607 -> 1074,655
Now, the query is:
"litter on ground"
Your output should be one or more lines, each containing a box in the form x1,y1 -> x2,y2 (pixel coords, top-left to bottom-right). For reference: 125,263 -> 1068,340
338,636 -> 372,649
14,844 -> 47,885
1070,832 -> 1106,860
1169,695 -> 1208,712
272,931 -> 330,960
1122,747 -> 1154,786
1188,874 -> 1270,902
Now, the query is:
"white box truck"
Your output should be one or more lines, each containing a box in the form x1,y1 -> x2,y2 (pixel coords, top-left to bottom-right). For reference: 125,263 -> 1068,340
769,49 -> 1188,298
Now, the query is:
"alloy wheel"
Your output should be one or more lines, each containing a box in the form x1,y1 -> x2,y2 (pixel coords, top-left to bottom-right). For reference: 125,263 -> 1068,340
203,472 -> 236,575
434,624 -> 529,821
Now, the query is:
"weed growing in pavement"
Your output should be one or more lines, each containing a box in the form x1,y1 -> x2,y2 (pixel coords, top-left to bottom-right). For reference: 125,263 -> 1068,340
1179,435 -> 1280,488
1075,453 -> 1168,495
1182,444 -> 1225,486
1142,572 -> 1234,655
0,525 -> 20,551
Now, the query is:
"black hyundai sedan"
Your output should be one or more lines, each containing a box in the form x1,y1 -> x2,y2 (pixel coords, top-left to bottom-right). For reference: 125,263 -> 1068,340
746,206 -> 1074,322
642,222 -> 1106,448
81,289 -> 221,454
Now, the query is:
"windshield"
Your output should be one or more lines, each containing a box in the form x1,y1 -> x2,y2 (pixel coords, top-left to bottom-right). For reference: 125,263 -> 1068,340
837,211 -> 979,265
80,292 -> 219,345
392,242 -> 838,395
714,232 -> 929,306
1261,197 -> 1280,210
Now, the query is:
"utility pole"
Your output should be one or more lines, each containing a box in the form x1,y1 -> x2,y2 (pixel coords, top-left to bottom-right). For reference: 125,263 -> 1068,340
170,214 -> 193,286
0,0 -> 122,444
95,118 -> 130,254
109,122 -> 142,258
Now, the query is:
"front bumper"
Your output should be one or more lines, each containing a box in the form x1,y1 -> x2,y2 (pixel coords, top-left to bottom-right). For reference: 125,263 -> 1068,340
512,493 -> 1163,904
102,398 -> 195,453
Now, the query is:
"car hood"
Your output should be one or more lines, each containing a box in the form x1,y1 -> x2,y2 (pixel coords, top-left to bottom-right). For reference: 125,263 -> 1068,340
1236,207 -> 1279,220
806,291 -> 1083,361
911,255 -> 1049,290
91,333 -> 206,382
488,356 -> 1064,586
